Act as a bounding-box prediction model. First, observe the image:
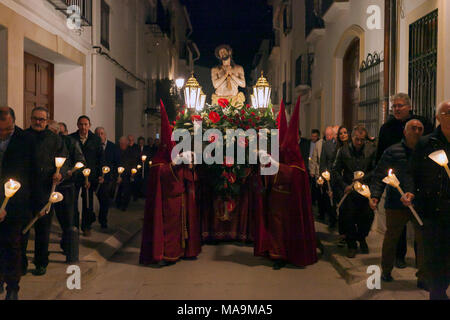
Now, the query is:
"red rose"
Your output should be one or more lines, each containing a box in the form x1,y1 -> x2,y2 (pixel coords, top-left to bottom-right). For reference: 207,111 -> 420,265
191,115 -> 202,122
240,116 -> 245,121
223,115 -> 228,120
251,112 -> 256,116
181,109 -> 185,115
176,115 -> 181,120
256,116 -> 260,121
209,111 -> 220,123
218,98 -> 229,108
240,109 -> 245,115
172,121 -> 176,125
246,104 -> 250,109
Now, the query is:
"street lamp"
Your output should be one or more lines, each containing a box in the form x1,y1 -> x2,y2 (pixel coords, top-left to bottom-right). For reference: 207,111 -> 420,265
175,78 -> 185,90
184,73 -> 202,110
252,71 -> 271,109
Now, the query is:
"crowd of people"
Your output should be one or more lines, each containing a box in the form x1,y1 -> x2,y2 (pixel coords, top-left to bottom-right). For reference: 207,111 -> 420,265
0,106 -> 158,300
0,91 -> 448,301
304,93 -> 449,300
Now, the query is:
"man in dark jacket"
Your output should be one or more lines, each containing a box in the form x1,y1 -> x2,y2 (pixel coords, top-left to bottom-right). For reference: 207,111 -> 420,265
48,120 -> 85,263
332,125 -> 376,258
0,107 -> 33,300
403,101 -> 450,300
95,127 -> 120,229
376,93 -> 434,268
23,107 -> 68,276
370,119 -> 425,287
116,137 -> 136,211
70,116 -> 104,237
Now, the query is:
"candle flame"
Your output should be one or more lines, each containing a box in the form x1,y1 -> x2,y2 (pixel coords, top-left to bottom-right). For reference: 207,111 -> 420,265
388,169 -> 393,176
141,155 -> 147,161
118,167 -> 125,174
102,166 -> 110,174
131,169 -> 137,175
75,162 -> 84,169
82,168 -> 91,176
137,165 -> 142,170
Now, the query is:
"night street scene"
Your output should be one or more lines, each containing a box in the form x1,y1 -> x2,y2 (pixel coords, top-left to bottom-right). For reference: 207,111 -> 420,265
0,0 -> 449,309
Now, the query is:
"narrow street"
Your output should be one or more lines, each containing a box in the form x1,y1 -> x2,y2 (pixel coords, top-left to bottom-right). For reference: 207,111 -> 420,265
60,231 -> 358,300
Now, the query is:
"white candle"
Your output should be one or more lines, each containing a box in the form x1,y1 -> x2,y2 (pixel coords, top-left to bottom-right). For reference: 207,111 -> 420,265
51,157 -> 67,194
429,150 -> 450,179
1,179 -> 21,212
141,155 -> 147,179
23,192 -> 64,234
72,162 -> 85,172
321,171 -> 333,206
82,168 -> 91,205
382,169 -> 423,226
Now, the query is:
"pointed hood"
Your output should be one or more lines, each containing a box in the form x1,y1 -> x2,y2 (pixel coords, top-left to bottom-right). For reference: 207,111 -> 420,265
152,99 -> 175,164
280,96 -> 305,168
276,99 -> 288,144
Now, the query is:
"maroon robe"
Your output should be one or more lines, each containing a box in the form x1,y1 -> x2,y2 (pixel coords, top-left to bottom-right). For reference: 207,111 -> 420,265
139,163 -> 201,264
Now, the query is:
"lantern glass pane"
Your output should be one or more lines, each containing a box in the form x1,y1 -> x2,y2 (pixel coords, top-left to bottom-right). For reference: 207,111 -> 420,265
189,88 -> 198,109
257,87 -> 264,109
184,87 -> 190,108
251,94 -> 256,107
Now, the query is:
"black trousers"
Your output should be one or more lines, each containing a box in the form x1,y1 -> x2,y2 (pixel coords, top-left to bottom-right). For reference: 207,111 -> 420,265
396,226 -> 407,260
0,219 -> 23,291
341,193 -> 374,248
96,181 -> 114,226
310,176 -> 319,206
115,181 -> 131,210
22,208 -> 54,269
74,184 -> 96,232
319,184 -> 337,226
54,184 -> 78,262
422,214 -> 449,300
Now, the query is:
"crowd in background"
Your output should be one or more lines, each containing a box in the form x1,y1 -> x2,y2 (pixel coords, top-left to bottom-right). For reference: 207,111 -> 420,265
0,105 -> 160,299
301,93 -> 449,300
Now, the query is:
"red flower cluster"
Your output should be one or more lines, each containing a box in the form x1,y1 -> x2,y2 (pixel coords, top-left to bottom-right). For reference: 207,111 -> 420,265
209,111 -> 221,123
191,115 -> 202,122
218,98 -> 229,108
222,171 -> 237,184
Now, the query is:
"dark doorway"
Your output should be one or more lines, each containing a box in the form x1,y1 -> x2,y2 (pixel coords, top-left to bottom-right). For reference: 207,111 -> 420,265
115,85 -> 124,143
24,52 -> 54,128
342,38 -> 360,131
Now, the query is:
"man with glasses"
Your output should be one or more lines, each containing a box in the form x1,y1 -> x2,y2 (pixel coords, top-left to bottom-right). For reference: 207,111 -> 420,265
23,107 -> 68,276
375,93 -> 433,269
403,101 -> 450,300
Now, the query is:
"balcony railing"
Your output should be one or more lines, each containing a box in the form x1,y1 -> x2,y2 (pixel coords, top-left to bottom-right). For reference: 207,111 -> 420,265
47,0 -> 92,26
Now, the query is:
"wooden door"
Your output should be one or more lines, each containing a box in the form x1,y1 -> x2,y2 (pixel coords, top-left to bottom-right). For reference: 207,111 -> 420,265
342,38 -> 360,131
24,52 -> 54,128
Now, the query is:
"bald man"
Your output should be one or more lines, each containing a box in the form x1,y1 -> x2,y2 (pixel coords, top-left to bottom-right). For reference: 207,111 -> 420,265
403,101 -> 450,300
370,119 -> 425,286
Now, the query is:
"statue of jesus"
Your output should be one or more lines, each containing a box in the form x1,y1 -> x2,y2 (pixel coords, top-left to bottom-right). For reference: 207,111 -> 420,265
211,44 -> 246,106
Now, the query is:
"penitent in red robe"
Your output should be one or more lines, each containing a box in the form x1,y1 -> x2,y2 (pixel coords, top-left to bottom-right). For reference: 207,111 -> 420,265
256,163 -> 317,266
139,163 -> 201,264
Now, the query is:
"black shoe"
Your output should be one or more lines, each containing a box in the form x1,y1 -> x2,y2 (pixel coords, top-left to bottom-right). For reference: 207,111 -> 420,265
381,272 -> 394,282
347,248 -> 357,258
272,260 -> 286,270
32,266 -> 47,276
359,240 -> 369,254
395,258 -> 407,269
5,289 -> 18,300
417,280 -> 429,292
158,260 -> 176,267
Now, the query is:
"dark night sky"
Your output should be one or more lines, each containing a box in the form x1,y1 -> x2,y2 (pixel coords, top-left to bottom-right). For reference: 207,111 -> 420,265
184,0 -> 273,70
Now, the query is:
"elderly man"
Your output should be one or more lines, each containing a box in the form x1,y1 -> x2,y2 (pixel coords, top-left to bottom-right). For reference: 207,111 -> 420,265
95,127 -> 120,229
0,107 -> 33,300
69,116 -> 104,237
376,93 -> 433,268
332,125 -> 377,258
48,120 -> 85,263
23,107 -> 68,276
310,126 -> 334,221
403,101 -> 450,300
58,122 -> 69,136
370,119 -> 425,287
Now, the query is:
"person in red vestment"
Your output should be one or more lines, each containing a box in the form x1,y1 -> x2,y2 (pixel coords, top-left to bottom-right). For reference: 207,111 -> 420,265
139,101 -> 201,266
256,96 -> 318,270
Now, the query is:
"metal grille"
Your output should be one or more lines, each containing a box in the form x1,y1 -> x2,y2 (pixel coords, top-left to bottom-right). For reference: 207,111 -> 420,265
408,9 -> 438,124
359,52 -> 382,137
46,0 -> 92,26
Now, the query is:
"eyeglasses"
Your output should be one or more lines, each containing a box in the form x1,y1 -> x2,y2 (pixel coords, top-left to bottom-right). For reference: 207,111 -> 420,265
391,104 -> 409,109
440,111 -> 450,117
31,116 -> 48,122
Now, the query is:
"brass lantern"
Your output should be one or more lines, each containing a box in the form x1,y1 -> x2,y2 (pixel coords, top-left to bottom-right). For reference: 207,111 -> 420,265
253,71 -> 271,109
184,73 -> 202,110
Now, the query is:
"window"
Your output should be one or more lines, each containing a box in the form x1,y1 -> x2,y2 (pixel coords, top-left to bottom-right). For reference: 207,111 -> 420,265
101,0 -> 110,50
283,2 -> 292,35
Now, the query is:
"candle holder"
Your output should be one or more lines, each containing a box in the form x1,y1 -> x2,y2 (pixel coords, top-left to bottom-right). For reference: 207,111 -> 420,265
336,171 -> 365,215
317,177 -> 324,186
51,157 -> 66,194
131,168 -> 137,182
383,169 -> 423,226
72,162 -> 85,172
95,166 -> 111,193
1,179 -> 21,213
428,150 -> 450,179
23,192 -> 64,234
114,167 -> 125,199
141,155 -> 147,179
82,168 -> 91,206
321,171 -> 333,206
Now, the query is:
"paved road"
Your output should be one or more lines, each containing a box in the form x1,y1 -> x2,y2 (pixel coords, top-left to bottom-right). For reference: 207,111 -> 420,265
60,231 -> 359,300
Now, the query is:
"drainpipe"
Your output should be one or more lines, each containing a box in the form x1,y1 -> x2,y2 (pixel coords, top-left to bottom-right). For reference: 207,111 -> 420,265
383,0 -> 391,124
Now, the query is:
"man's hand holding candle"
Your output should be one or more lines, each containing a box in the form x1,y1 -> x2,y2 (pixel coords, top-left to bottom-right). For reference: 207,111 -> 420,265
0,208 -> 6,222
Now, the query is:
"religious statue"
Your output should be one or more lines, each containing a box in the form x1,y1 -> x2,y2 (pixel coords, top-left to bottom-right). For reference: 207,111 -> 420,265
211,44 -> 246,106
